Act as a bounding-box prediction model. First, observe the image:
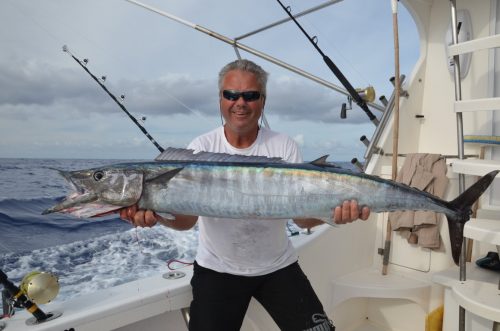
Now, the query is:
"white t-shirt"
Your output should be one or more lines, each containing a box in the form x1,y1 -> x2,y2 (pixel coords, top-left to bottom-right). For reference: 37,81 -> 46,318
187,126 -> 302,276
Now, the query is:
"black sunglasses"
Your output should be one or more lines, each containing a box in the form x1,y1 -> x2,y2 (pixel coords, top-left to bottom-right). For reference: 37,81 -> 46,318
222,90 -> 262,102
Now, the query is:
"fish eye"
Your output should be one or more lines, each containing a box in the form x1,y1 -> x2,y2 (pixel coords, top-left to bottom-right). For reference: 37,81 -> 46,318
93,171 -> 105,181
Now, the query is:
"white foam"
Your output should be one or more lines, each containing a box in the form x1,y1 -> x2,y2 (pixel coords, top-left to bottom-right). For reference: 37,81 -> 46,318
2,226 -> 198,303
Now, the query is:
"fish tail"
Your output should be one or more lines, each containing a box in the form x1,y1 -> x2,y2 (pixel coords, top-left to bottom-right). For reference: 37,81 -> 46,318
446,170 -> 499,264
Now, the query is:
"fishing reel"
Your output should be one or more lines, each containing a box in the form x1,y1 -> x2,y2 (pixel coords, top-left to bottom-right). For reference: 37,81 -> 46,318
341,86 -> 376,119
1,269 -> 62,325
19,271 -> 60,305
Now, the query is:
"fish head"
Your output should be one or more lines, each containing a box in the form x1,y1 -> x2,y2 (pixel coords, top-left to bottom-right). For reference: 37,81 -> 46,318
43,167 -> 144,218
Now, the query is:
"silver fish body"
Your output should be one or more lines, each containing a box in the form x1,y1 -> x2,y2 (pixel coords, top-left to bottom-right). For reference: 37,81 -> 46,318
138,162 -> 455,223
43,147 -> 498,264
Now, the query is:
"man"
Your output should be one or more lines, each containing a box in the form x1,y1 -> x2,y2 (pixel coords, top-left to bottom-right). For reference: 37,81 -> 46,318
120,59 -> 370,331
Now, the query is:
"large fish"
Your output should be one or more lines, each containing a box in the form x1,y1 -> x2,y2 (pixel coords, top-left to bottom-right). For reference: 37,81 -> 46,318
44,147 -> 498,264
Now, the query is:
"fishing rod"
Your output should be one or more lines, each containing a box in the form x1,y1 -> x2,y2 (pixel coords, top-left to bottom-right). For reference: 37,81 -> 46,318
275,0 -> 379,126
124,0 -> 384,113
62,45 -> 165,153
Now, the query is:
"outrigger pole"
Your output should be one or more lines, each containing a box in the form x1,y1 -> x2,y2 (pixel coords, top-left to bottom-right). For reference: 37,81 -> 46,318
274,0 -> 379,126
124,0 -> 384,115
62,45 -> 165,153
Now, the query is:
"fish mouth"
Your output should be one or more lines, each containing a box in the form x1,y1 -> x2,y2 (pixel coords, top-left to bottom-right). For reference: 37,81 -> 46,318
42,192 -> 99,215
42,169 -> 99,215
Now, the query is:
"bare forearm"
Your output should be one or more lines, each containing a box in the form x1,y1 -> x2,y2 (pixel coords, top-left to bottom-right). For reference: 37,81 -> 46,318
293,200 -> 371,229
119,206 -> 198,230
157,214 -> 198,231
293,218 -> 325,229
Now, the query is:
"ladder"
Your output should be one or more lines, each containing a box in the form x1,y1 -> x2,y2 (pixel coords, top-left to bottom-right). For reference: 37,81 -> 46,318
448,1 -> 500,330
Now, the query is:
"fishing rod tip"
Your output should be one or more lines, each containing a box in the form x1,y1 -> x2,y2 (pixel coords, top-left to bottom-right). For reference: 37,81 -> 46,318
62,45 -> 68,52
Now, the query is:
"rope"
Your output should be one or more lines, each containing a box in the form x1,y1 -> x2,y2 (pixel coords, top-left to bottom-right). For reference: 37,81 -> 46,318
166,259 -> 194,270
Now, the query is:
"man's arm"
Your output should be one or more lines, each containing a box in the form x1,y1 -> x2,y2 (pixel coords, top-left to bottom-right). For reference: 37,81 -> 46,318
120,200 -> 370,230
293,200 -> 370,229
119,205 -> 198,231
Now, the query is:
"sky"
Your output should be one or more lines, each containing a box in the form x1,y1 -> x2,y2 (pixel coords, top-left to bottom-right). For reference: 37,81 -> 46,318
0,0 -> 419,161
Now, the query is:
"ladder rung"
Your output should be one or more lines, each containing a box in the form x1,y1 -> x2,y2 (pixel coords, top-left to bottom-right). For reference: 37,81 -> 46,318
451,159 -> 500,176
448,34 -> 500,56
454,97 -> 500,112
464,218 -> 500,246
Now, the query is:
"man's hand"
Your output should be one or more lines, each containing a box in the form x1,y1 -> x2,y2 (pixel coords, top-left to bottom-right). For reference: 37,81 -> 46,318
118,205 -> 198,230
119,205 -> 160,228
333,200 -> 370,224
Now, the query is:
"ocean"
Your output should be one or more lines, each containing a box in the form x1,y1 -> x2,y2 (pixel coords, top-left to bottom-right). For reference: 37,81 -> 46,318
0,157 -> 356,310
0,158 -> 198,309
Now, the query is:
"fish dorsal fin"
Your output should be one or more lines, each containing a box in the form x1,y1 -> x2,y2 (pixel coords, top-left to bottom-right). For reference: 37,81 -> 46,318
155,147 -> 284,163
145,167 -> 184,184
310,155 -> 341,168
310,155 -> 330,166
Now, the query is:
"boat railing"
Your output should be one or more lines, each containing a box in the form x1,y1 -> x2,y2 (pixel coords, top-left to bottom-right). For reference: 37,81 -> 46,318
362,75 -> 407,169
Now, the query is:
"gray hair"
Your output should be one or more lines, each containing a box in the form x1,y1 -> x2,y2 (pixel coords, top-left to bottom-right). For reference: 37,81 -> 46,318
218,59 -> 269,96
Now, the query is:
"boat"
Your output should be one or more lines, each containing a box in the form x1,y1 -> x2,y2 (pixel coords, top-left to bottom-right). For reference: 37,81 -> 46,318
1,0 -> 500,330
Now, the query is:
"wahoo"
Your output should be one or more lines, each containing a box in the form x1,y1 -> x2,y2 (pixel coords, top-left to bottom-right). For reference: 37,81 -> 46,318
43,147 -> 499,264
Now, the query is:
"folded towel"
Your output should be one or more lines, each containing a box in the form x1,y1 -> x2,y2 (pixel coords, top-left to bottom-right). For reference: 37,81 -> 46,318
389,153 -> 449,249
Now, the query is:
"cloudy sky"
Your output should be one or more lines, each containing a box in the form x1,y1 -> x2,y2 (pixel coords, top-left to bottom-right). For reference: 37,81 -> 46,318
0,0 -> 419,161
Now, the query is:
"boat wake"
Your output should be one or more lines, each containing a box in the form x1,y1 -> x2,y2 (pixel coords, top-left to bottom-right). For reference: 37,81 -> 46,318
0,196 -> 198,306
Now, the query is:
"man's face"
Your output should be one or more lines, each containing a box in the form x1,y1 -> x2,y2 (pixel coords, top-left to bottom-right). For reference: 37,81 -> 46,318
219,70 -> 265,135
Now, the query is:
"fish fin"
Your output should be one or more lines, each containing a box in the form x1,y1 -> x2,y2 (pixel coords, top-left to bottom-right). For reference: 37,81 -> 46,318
446,170 -> 499,264
155,147 -> 284,163
447,220 -> 465,266
145,167 -> 184,184
310,155 -> 330,165
310,155 -> 341,168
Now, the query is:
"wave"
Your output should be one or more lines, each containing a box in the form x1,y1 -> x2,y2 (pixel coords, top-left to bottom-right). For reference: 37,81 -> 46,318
0,158 -> 199,308
0,196 -> 130,254
0,196 -> 198,305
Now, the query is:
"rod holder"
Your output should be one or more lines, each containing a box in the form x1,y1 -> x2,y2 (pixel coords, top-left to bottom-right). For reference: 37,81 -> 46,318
351,158 -> 364,171
361,135 -> 383,155
390,76 -> 409,97
379,95 -> 388,107
390,76 -> 396,86
360,135 -> 370,148
340,103 -> 347,119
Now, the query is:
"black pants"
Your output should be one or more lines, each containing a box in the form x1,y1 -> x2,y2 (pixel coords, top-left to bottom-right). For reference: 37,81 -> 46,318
188,261 -> 335,331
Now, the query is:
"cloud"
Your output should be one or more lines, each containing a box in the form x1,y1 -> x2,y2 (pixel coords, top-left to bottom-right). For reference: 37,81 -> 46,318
0,58 -> 99,107
0,56 -> 375,126
0,0 -> 419,159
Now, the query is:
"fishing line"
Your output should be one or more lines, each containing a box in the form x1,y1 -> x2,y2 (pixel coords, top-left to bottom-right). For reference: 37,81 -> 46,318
166,259 -> 193,271
62,45 -> 165,153
275,0 -> 379,125
166,91 -> 211,122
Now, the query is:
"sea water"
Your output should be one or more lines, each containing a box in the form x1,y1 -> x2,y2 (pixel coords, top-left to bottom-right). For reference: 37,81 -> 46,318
0,158 -> 198,309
